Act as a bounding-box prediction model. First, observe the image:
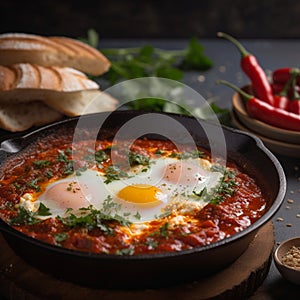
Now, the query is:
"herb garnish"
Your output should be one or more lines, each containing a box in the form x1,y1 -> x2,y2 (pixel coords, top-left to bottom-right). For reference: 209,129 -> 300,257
103,165 -> 129,184
129,151 -> 150,166
54,232 -> 68,244
83,148 -> 109,164
159,223 -> 169,237
56,149 -> 74,175
168,150 -> 205,159
192,166 -> 238,205
115,248 -> 134,256
9,203 -> 51,225
155,149 -> 164,155
27,179 -> 41,192
58,196 -> 131,234
134,211 -> 141,220
151,222 -> 169,238
33,160 -> 51,169
145,238 -> 158,249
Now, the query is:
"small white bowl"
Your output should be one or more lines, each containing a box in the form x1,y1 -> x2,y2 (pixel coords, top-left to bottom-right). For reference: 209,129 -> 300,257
274,237 -> 300,285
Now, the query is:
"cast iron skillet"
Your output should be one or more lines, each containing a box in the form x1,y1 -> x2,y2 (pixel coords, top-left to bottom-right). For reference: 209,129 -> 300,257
0,111 -> 286,289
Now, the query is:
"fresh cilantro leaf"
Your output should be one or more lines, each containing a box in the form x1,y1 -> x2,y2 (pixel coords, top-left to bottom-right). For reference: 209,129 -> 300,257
58,200 -> 132,233
57,150 -> 69,162
181,37 -> 213,70
37,203 -> 51,216
192,187 -> 207,198
104,165 -> 129,184
33,160 -> 51,168
191,166 -> 238,205
115,248 -> 134,255
134,211 -> 141,220
159,223 -> 169,238
8,203 -> 51,225
129,152 -> 150,166
145,238 -> 158,249
81,29 -> 213,85
54,232 -> 68,243
8,206 -> 41,225
155,149 -> 164,155
126,97 -> 166,112
27,179 -> 41,192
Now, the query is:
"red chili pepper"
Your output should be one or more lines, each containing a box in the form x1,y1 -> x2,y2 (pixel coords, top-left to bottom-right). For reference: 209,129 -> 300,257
273,67 -> 300,85
288,74 -> 300,114
271,82 -> 300,98
217,80 -> 300,131
217,32 -> 274,106
272,74 -> 297,110
273,95 -> 290,111
271,82 -> 285,95
289,101 -> 300,115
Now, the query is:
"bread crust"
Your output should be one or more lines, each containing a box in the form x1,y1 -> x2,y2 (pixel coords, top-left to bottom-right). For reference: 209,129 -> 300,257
0,63 -> 118,120
0,33 -> 111,76
0,63 -> 99,102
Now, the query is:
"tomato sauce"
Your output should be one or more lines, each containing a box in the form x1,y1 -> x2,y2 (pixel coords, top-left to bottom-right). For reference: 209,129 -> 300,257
0,135 -> 267,255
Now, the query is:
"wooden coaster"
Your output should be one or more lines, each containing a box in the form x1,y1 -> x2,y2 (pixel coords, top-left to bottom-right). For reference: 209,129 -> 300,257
0,222 -> 274,300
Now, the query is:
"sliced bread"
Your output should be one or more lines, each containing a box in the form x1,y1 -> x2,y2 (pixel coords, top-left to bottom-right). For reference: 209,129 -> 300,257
0,33 -> 110,76
0,101 -> 63,132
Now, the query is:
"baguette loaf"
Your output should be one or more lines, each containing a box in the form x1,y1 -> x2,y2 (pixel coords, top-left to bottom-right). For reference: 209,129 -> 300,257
0,33 -> 110,76
0,101 -> 63,132
0,63 -> 100,103
0,63 -> 118,118
45,90 -> 119,117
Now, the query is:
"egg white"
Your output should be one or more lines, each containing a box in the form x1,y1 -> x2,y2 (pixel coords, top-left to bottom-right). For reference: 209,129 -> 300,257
19,156 -> 223,224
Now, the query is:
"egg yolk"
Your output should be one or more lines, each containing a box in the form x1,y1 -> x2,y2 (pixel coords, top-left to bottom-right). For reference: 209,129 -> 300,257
44,181 -> 90,210
163,161 -> 207,185
117,184 -> 166,207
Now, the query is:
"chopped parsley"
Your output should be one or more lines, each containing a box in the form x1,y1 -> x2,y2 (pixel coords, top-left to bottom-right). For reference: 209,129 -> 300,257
75,166 -> 88,176
115,248 -> 134,256
8,203 -> 51,225
54,232 -> 68,244
45,170 -> 53,179
56,149 -> 74,175
151,222 -> 169,238
192,166 -> 238,205
103,165 -> 129,184
133,211 -> 141,220
145,238 -> 158,249
83,148 -> 109,164
57,149 -> 70,162
168,150 -> 205,159
33,160 -> 51,169
57,197 -> 132,234
159,223 -> 169,237
129,152 -> 150,166
27,178 -> 41,192
155,149 -> 165,155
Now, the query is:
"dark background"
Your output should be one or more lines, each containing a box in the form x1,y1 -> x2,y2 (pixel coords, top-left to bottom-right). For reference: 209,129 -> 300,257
1,0 -> 300,39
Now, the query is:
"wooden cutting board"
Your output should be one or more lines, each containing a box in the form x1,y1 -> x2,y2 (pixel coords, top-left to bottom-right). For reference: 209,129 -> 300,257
0,222 -> 274,300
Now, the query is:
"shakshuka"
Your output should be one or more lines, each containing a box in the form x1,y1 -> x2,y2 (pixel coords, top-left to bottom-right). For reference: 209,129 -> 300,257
0,134 -> 267,255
